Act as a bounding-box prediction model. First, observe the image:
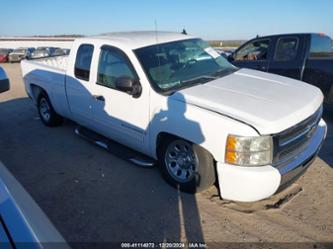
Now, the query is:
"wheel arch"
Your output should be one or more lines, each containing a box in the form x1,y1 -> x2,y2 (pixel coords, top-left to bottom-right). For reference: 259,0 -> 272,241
155,131 -> 215,162
29,84 -> 47,104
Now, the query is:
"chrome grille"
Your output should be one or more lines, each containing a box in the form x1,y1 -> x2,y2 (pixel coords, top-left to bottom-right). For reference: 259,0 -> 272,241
273,106 -> 323,166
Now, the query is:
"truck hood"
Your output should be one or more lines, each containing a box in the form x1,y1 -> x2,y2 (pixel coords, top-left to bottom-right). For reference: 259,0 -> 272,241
174,68 -> 323,135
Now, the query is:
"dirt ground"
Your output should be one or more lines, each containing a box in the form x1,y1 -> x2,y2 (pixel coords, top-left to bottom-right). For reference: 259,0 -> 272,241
0,63 -> 332,248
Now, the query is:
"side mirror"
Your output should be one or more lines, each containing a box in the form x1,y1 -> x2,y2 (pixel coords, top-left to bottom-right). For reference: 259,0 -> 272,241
0,67 -> 10,93
227,53 -> 234,62
115,76 -> 142,98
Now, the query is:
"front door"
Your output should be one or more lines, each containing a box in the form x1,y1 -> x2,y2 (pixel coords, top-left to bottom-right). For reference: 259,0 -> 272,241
231,38 -> 272,72
91,45 -> 150,153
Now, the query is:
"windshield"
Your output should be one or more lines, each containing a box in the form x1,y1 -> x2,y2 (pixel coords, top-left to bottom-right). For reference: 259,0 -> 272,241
134,38 -> 238,93
0,49 -> 9,54
310,34 -> 333,58
34,49 -> 48,52
13,49 -> 26,53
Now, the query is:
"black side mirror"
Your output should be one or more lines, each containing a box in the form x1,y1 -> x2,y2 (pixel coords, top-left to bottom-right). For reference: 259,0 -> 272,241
115,76 -> 142,98
253,41 -> 260,47
227,53 -> 234,62
0,67 -> 10,93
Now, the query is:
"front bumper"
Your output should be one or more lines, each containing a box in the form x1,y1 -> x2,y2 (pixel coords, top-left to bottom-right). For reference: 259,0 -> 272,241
217,119 -> 327,202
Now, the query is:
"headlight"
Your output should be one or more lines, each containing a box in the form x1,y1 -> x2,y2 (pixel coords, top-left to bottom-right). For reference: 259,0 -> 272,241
225,135 -> 273,166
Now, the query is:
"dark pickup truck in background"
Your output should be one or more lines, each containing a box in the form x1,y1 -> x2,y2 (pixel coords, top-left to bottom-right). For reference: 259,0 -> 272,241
228,33 -> 333,102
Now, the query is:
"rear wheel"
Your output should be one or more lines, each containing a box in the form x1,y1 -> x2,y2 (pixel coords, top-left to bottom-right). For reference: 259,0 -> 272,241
158,136 -> 216,193
37,93 -> 63,127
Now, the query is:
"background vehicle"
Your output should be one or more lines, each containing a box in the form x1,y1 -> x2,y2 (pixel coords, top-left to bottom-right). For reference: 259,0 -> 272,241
31,47 -> 68,59
0,70 -> 68,248
214,48 -> 228,58
0,67 -> 9,93
21,32 -> 326,202
31,47 -> 55,59
61,48 -> 70,55
0,162 -> 70,249
228,33 -> 333,102
52,47 -> 67,56
9,47 -> 35,62
215,48 -> 235,59
0,48 -> 13,63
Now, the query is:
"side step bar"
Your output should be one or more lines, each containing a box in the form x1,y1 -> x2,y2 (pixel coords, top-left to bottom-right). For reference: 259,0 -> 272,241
75,126 -> 155,168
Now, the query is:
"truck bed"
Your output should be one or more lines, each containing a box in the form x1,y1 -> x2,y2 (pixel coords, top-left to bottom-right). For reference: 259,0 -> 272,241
21,56 -> 70,118
24,55 -> 68,72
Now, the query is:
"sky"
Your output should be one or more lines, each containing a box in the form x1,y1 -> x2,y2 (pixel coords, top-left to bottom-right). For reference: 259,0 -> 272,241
0,0 -> 332,40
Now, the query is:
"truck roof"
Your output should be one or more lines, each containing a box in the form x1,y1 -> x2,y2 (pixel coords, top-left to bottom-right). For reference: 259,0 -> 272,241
76,31 -> 196,49
254,32 -> 331,40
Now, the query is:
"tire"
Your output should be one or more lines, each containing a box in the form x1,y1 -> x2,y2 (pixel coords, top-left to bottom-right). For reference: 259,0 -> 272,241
158,135 -> 216,193
37,93 -> 63,127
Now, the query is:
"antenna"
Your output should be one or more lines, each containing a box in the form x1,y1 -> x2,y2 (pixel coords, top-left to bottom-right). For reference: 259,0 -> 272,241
154,19 -> 159,44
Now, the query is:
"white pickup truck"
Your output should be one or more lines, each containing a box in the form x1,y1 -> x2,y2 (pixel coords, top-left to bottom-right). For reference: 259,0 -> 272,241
21,32 -> 327,202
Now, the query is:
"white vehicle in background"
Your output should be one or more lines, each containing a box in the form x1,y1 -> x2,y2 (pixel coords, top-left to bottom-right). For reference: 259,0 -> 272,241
9,47 -> 35,62
21,31 -> 327,202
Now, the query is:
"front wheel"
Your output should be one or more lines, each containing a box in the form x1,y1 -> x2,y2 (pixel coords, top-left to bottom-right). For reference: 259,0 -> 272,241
37,93 -> 63,127
158,136 -> 216,193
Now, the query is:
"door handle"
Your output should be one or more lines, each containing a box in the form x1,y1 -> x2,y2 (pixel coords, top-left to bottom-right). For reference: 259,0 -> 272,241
93,95 -> 105,102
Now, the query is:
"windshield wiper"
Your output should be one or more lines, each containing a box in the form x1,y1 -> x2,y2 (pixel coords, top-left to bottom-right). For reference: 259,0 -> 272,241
164,75 -> 217,95
180,75 -> 217,85
213,67 -> 238,77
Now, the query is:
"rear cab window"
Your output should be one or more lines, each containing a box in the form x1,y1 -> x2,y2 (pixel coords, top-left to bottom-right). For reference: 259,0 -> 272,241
309,34 -> 333,59
274,37 -> 299,61
74,44 -> 94,81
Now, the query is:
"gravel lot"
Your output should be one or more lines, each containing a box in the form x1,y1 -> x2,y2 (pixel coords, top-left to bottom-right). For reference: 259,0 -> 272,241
0,63 -> 332,248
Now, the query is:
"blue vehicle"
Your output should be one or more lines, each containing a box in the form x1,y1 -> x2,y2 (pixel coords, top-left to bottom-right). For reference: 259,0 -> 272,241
228,33 -> 333,103
0,69 -> 69,248
0,67 -> 9,93
0,162 -> 70,249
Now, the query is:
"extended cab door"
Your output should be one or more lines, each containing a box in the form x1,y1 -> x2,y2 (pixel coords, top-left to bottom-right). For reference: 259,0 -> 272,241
90,45 -> 150,153
231,38 -> 272,72
66,44 -> 95,125
267,36 -> 305,80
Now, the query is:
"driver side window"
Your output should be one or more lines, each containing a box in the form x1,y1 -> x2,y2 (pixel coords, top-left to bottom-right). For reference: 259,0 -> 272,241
97,46 -> 136,89
234,39 -> 270,61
